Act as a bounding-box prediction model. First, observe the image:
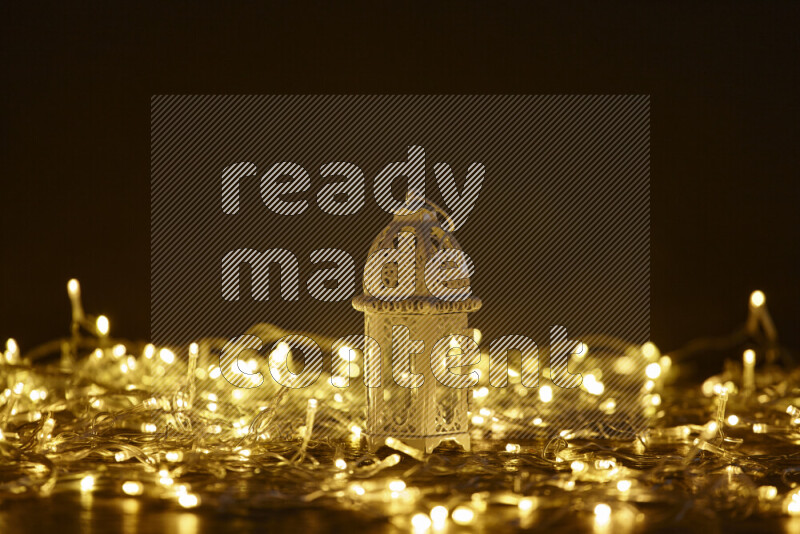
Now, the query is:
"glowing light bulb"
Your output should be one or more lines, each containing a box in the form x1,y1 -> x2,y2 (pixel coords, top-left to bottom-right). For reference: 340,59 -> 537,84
645,362 -> 662,379
571,460 -> 586,473
179,494 -> 199,508
350,425 -> 362,438
473,328 -> 482,344
539,385 -> 553,403
388,480 -> 406,492
67,278 -> 80,296
411,513 -> 432,531
617,480 -> 631,492
505,443 -> 521,453
166,451 -> 182,462
451,506 -> 474,525
594,503 -> 611,523
96,315 -> 110,336
122,481 -> 143,496
430,506 -> 448,524
519,498 -> 535,512
80,475 -> 95,492
335,458 -> 347,470
750,290 -> 765,307
641,342 -> 658,360
473,387 -> 489,399
159,349 -> 175,364
727,414 -> 740,426
338,346 -> 355,361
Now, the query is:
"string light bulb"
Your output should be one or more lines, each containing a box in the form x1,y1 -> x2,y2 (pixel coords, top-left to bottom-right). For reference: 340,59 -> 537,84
96,315 -> 110,336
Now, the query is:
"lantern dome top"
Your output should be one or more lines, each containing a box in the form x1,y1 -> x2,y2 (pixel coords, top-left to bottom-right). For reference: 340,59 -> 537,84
352,198 -> 482,314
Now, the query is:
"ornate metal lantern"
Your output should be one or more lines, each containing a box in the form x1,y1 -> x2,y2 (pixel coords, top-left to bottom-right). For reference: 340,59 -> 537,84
353,202 -> 482,453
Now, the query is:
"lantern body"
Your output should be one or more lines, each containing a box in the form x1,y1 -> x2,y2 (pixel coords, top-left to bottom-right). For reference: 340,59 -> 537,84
353,204 -> 481,453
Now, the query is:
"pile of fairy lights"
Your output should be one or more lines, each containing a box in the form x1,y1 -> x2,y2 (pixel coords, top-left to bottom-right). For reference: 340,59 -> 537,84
1,281 -> 799,531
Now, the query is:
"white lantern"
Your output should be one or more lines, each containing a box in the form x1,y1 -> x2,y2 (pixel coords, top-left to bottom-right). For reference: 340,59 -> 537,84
353,202 -> 481,453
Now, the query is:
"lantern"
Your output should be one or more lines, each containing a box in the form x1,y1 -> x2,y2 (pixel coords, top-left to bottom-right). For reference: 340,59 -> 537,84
353,201 -> 482,453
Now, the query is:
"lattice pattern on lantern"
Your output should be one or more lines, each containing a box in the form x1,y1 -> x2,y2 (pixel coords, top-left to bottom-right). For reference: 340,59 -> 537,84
353,201 -> 481,453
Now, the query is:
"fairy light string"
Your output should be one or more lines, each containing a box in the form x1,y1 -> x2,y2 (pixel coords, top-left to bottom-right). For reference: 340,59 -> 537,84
0,283 -> 797,528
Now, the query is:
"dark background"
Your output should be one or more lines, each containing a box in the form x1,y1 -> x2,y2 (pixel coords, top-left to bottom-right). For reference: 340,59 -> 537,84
2,2 -> 799,368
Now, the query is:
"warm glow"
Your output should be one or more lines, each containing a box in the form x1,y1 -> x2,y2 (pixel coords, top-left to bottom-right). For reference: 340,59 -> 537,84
727,414 -> 740,426
388,480 -> 406,492
744,349 -> 756,365
179,494 -> 199,508
411,513 -> 432,530
750,290 -> 765,307
159,348 -> 175,364
645,362 -> 662,379
594,503 -> 611,522
451,506 -> 474,525
96,315 -> 110,335
80,475 -> 95,492
430,506 -> 448,523
122,481 -> 143,496
67,278 -> 80,296
539,385 -> 553,403
617,480 -> 632,492
641,341 -> 658,360
584,374 -> 605,395
472,328 -> 482,345
571,460 -> 586,473
338,346 -> 355,361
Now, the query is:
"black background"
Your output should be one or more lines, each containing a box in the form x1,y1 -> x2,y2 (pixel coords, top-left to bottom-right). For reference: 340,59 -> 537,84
2,2 -> 798,369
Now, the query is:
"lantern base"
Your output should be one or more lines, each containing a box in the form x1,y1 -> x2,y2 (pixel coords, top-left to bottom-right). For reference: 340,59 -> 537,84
368,433 -> 471,454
